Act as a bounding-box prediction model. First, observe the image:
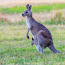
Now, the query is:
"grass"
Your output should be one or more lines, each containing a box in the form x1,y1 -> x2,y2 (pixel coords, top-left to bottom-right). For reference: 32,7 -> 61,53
0,4 -> 65,14
0,22 -> 65,65
44,19 -> 65,25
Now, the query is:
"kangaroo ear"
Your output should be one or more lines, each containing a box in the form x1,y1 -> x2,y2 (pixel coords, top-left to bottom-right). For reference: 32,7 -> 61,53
29,5 -> 32,11
26,4 -> 29,9
26,4 -> 32,11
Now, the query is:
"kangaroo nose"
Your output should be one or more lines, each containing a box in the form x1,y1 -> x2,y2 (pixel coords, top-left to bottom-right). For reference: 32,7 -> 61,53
22,14 -> 24,16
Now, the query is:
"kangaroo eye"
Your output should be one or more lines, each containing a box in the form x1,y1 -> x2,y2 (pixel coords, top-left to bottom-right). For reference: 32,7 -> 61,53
26,11 -> 28,13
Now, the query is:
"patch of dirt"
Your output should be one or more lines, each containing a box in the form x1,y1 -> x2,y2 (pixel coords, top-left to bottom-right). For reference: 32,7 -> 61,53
0,9 -> 65,23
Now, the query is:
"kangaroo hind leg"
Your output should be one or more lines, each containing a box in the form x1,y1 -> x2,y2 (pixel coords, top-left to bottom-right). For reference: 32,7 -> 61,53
36,45 -> 43,54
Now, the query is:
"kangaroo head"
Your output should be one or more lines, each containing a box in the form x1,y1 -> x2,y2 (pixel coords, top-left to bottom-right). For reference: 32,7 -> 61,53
22,4 -> 32,17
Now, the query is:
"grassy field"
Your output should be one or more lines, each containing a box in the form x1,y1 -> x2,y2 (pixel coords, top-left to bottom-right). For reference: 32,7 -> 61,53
0,3 -> 65,65
0,4 -> 65,14
0,23 -> 65,65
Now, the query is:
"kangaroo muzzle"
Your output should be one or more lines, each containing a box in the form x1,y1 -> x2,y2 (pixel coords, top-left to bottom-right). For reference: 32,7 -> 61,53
22,14 -> 24,16
22,13 -> 26,17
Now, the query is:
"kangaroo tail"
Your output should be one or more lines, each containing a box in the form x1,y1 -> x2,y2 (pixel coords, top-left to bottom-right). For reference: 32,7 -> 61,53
48,44 -> 60,53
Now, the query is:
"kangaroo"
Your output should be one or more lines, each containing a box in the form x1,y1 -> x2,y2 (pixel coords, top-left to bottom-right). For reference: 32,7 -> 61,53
22,4 -> 59,54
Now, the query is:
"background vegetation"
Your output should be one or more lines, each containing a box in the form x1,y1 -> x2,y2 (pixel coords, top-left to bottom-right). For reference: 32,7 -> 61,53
0,4 -> 65,14
0,3 -> 65,65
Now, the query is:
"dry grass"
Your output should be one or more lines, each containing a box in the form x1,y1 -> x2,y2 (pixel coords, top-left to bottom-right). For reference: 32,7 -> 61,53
0,9 -> 65,23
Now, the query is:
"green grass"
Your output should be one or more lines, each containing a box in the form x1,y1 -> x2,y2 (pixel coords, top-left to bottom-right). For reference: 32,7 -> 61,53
0,4 -> 65,14
0,23 -> 65,65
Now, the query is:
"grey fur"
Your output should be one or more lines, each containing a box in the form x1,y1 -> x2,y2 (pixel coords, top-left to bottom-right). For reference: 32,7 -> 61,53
22,4 -> 60,54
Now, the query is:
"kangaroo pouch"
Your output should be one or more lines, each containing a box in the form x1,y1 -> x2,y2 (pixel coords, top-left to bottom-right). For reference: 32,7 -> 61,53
34,34 -> 50,48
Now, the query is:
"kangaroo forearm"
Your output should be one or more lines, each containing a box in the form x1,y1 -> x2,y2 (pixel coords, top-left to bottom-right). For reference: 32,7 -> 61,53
27,29 -> 30,39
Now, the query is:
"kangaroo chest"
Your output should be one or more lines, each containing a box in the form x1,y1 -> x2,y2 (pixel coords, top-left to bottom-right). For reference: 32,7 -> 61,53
26,18 -> 31,29
26,18 -> 35,38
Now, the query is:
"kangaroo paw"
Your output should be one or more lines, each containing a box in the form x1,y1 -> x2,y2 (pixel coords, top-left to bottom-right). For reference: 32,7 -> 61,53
27,35 -> 29,39
31,38 -> 34,46
31,42 -> 34,46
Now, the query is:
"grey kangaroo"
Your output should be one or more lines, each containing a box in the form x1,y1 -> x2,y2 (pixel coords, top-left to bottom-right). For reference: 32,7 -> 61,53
22,4 -> 59,54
